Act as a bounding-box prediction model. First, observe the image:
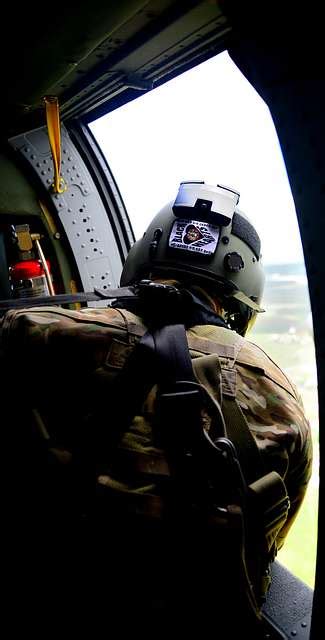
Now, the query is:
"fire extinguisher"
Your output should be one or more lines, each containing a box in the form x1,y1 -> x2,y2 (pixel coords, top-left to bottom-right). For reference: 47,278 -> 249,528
9,224 -> 55,298
10,258 -> 53,298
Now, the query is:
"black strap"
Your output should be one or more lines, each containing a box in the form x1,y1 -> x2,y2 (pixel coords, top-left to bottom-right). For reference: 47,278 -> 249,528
0,286 -> 136,312
148,324 -> 196,387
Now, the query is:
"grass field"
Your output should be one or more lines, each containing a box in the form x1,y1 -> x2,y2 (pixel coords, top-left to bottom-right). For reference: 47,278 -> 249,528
250,264 -> 318,588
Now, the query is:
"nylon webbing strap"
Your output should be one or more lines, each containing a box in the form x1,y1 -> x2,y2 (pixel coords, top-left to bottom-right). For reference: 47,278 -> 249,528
44,96 -> 67,194
0,286 -> 136,312
150,324 -> 196,387
222,397 -> 264,485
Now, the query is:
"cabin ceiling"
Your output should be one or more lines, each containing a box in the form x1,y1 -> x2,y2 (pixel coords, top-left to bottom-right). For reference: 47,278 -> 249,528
2,1 -> 232,137
3,1 -> 321,137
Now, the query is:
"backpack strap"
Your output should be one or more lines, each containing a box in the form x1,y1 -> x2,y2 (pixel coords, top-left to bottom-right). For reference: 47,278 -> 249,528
215,334 -> 265,485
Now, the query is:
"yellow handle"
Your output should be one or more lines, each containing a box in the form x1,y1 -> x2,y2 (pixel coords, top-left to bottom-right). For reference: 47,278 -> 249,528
44,96 -> 67,194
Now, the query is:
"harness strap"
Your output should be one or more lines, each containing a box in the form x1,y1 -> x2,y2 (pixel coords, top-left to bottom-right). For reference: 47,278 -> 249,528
198,330 -> 266,485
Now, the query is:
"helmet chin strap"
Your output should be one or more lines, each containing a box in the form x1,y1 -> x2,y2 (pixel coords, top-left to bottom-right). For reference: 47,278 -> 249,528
231,290 -> 265,313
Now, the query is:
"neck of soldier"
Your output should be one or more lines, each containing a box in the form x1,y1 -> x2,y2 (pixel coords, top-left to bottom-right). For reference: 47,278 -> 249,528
151,277 -> 225,318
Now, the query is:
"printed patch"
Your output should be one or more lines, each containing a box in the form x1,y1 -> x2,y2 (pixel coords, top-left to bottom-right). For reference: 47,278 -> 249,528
169,219 -> 219,255
105,339 -> 133,369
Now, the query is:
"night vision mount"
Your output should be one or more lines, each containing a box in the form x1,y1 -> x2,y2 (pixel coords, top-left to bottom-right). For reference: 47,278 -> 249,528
172,181 -> 240,226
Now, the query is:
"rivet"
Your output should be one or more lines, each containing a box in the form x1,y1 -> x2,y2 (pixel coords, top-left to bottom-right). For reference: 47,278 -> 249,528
85,256 -> 89,260
222,237 -> 229,244
41,170 -> 46,175
63,149 -> 67,154
301,622 -> 307,628
68,157 -> 72,161
105,272 -> 109,276
84,189 -> 88,194
47,179 -> 52,184
100,250 -> 103,254
24,147 -> 30,153
77,233 -> 80,237
67,168 -> 70,173
81,244 -> 85,248
80,181 -> 84,185
77,173 -> 80,178
72,220 -> 76,224
62,160 -> 65,164
68,208 -> 72,213
55,195 -> 59,200
43,159 -> 47,164
36,162 -> 41,167
72,165 -> 77,170
54,232 -> 61,240
31,154 -> 36,160
91,275 -> 95,279
291,631 -> 297,636
59,203 -> 63,208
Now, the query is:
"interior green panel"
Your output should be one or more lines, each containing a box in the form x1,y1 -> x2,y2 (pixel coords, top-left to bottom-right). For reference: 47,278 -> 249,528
0,152 -> 42,216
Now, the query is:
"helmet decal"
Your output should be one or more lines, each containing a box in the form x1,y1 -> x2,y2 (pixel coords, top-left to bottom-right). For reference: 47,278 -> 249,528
169,218 -> 220,255
183,224 -> 203,244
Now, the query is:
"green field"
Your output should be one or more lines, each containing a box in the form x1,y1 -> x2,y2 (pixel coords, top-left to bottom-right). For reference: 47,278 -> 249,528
250,264 -> 318,588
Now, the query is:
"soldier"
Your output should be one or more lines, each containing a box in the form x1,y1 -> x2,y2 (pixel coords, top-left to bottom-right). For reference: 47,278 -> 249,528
107,180 -> 313,630
1,181 -> 312,637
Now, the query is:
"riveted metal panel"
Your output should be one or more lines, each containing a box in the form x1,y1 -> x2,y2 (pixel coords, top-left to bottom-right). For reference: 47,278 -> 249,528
9,125 -> 123,304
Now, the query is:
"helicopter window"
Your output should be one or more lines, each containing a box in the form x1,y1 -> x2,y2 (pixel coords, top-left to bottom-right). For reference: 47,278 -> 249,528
89,50 -> 318,589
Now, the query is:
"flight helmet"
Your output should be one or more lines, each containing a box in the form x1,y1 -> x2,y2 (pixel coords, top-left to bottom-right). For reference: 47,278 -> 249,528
121,181 -> 265,335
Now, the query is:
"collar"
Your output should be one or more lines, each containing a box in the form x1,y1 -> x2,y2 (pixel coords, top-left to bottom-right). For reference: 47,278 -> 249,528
113,288 -> 228,330
182,290 -> 227,328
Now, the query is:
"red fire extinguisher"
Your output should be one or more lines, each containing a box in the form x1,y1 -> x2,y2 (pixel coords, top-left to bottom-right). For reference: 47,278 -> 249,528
9,258 -> 53,298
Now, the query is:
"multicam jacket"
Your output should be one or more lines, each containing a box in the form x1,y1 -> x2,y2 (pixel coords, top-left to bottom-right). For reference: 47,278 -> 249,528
0,303 -> 312,550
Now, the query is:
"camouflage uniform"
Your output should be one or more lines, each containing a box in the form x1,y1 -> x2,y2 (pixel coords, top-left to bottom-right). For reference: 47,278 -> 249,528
0,303 -> 312,552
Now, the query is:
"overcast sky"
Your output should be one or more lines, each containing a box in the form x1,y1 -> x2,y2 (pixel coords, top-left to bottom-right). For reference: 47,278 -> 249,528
90,51 -> 304,266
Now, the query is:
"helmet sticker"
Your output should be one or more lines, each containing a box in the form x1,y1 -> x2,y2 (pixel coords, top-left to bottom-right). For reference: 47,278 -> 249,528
169,219 -> 220,255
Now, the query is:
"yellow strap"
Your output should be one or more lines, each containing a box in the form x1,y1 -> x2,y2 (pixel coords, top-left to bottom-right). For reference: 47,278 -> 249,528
43,96 -> 67,194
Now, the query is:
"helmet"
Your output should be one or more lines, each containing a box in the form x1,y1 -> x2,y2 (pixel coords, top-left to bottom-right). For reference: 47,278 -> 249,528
121,181 -> 265,335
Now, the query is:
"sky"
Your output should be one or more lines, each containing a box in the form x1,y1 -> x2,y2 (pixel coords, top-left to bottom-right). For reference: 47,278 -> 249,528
90,51 -> 304,266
